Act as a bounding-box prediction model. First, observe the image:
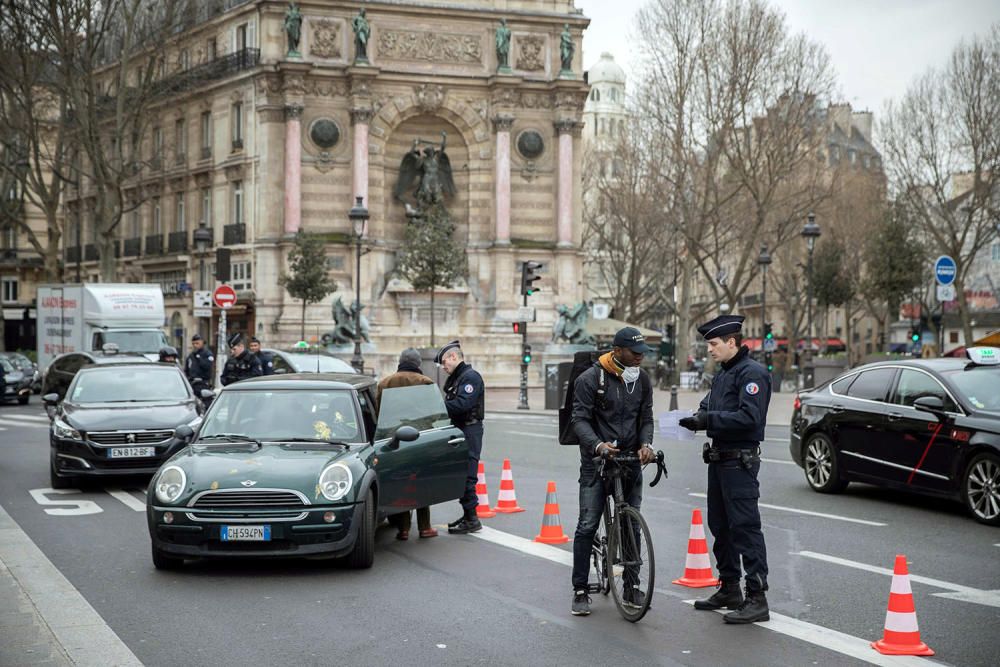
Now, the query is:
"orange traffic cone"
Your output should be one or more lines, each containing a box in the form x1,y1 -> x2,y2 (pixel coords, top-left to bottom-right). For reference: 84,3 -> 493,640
534,481 -> 570,544
494,459 -> 525,513
672,508 -> 720,588
871,555 -> 934,656
475,462 -> 496,518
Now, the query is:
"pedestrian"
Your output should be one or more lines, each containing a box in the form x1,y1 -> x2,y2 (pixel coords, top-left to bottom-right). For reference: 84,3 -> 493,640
248,336 -> 275,376
185,334 -> 215,397
680,314 -> 771,624
375,348 -> 438,540
220,333 -> 263,386
436,340 -> 486,535
158,346 -> 180,365
569,326 -> 656,616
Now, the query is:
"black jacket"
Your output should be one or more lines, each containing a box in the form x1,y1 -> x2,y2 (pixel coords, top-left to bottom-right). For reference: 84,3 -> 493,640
698,346 -> 771,447
220,351 -> 263,386
571,364 -> 653,461
443,361 -> 485,427
253,350 -> 275,376
185,347 -> 214,387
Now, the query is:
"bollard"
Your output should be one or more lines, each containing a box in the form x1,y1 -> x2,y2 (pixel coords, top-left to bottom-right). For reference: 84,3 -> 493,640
669,384 -> 678,411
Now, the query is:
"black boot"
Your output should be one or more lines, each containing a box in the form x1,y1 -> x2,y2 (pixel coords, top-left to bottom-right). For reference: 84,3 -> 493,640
723,589 -> 769,624
448,509 -> 482,534
447,514 -> 466,529
693,580 -> 743,611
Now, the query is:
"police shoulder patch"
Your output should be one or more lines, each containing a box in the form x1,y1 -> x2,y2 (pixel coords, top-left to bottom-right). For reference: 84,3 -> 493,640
745,382 -> 760,396
207,356 -> 214,362
464,383 -> 475,394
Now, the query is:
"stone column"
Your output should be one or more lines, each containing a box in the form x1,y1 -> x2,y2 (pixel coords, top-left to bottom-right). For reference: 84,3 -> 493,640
350,108 -> 374,210
283,104 -> 303,234
554,119 -> 577,247
492,116 -> 514,245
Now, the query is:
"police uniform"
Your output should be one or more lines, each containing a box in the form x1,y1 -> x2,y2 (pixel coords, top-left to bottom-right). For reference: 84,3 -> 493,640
436,340 -> 485,533
681,314 -> 771,624
185,337 -> 215,390
220,334 -> 263,386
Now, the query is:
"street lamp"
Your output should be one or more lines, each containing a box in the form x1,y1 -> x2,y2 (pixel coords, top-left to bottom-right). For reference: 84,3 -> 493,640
757,243 -> 772,371
801,212 -> 821,383
193,221 -> 212,341
348,196 -> 369,373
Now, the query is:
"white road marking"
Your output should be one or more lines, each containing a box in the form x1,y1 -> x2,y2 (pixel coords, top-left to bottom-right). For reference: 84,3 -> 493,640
761,457 -> 795,466
682,601 -> 943,667
106,489 -> 146,512
688,493 -> 887,526
0,418 -> 47,428
471,525 -> 939,666
794,550 -> 1000,608
28,488 -> 103,516
507,430 -> 556,439
3,413 -> 52,422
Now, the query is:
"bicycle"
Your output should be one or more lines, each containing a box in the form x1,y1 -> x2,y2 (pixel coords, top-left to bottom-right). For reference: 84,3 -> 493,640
587,449 -> 668,622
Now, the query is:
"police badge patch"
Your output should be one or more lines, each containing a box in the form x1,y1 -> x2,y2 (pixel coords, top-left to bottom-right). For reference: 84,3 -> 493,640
745,382 -> 760,395
464,384 -> 475,394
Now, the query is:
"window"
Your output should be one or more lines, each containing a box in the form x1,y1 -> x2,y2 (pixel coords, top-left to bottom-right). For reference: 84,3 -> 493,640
231,102 -> 243,147
1,277 -> 18,303
591,89 -> 600,102
129,209 -> 140,238
175,194 -> 186,232
200,111 -> 212,154
152,198 -> 162,234
831,373 -> 857,395
231,260 -> 251,290
848,149 -> 857,165
175,118 -> 187,161
992,243 -> 1000,263
236,23 -> 249,50
232,181 -> 243,225
846,368 -> 896,402
179,48 -> 190,71
201,188 -> 212,227
892,369 -> 957,412
1,225 -> 15,249
207,38 -> 217,60
325,255 -> 345,271
153,127 -> 163,163
950,331 -> 959,344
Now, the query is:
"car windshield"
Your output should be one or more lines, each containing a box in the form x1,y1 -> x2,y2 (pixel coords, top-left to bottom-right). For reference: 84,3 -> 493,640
201,389 -> 362,441
941,367 -> 1000,412
99,330 -> 170,354
70,367 -> 190,403
0,358 -> 15,373
288,355 -> 355,373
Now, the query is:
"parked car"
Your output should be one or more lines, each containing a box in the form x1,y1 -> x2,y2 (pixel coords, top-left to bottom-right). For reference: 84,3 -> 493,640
0,352 -> 41,394
42,347 -> 152,402
0,357 -> 33,405
790,346 -> 1000,525
46,362 -> 205,489
146,374 -> 468,569
266,348 -> 356,374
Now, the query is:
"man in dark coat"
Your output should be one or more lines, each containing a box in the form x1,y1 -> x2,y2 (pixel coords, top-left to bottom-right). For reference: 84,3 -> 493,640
220,333 -> 263,386
185,334 -> 214,395
248,336 -> 275,376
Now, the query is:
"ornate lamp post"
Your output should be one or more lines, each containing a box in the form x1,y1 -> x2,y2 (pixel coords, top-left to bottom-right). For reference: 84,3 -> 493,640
348,196 -> 369,373
801,213 -> 821,383
757,243 -> 772,371
193,221 -> 212,337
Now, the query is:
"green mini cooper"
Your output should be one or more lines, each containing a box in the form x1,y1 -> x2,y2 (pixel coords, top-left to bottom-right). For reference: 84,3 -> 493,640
146,373 -> 468,569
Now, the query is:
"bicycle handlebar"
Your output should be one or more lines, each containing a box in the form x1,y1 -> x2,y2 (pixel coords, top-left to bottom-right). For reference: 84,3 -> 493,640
591,449 -> 669,487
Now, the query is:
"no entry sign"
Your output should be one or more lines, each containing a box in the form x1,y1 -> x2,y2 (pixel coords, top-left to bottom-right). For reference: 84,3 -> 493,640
213,285 -> 237,309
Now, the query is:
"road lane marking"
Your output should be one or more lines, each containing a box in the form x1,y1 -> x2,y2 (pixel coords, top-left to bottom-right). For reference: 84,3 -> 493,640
0,502 -> 142,666
106,489 -> 146,512
28,488 -> 103,516
507,430 -> 556,439
471,525 -> 938,666
794,550 -> 1000,608
761,457 -> 795,465
0,418 -> 47,428
688,493 -> 887,526
3,413 -> 51,422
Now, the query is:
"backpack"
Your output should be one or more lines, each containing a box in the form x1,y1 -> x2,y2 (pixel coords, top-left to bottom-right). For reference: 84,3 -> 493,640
558,350 -> 609,446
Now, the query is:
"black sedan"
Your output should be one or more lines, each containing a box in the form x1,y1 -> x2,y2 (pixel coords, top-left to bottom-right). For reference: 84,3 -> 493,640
46,362 -> 205,488
791,347 -> 1000,525
0,352 -> 41,394
0,356 -> 33,405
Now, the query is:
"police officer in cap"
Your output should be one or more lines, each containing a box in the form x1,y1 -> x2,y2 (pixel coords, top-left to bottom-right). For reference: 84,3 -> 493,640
220,333 -> 263,386
185,334 -> 215,395
680,314 -> 771,623
436,340 -> 486,535
158,346 -> 179,365
248,336 -> 275,376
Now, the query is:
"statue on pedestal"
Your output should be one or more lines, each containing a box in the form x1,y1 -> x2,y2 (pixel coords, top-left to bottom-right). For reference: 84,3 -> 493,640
559,24 -> 574,75
552,303 -> 596,346
284,2 -> 303,57
352,8 -> 371,63
325,297 -> 370,346
495,19 -> 511,72
393,132 -> 456,208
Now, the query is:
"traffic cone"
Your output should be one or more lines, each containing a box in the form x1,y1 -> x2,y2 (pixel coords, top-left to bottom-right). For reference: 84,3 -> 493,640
672,508 -> 720,588
475,462 -> 496,519
534,481 -> 570,544
871,555 -> 934,656
494,459 -> 525,513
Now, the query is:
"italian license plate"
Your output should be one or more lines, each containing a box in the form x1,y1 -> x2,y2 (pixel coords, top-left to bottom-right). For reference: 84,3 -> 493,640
107,446 -> 156,458
221,525 -> 271,542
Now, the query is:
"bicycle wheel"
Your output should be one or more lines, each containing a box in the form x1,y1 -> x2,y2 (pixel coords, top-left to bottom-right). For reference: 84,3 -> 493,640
606,506 -> 655,622
591,521 -> 610,595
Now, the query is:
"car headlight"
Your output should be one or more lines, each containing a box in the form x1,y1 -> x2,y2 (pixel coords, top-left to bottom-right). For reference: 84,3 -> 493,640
53,419 -> 81,440
155,466 -> 187,504
319,463 -> 353,502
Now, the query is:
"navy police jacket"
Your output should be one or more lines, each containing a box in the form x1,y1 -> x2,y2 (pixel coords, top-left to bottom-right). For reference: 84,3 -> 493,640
443,361 -> 485,427
185,347 -> 215,387
698,346 -> 770,448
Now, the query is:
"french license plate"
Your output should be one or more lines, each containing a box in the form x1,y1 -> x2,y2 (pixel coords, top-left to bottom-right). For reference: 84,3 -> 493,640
221,525 -> 271,542
107,446 -> 156,458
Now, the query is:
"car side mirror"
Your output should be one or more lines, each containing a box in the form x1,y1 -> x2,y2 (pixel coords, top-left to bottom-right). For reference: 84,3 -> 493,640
385,425 -> 420,451
175,425 -> 195,442
43,393 -> 60,404
913,396 -> 947,419
199,389 -> 215,400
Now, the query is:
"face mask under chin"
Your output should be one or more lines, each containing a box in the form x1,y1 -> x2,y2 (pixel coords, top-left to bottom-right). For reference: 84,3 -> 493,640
621,366 -> 641,383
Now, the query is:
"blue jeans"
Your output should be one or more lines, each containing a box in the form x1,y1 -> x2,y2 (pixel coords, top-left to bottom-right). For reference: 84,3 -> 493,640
571,463 -> 643,590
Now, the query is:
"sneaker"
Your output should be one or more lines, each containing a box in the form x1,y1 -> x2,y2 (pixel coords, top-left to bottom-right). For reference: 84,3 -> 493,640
571,590 -> 592,616
447,517 -> 482,534
622,586 -> 647,608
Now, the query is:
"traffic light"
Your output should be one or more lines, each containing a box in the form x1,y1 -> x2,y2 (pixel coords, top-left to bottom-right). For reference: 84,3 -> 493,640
522,343 -> 532,364
520,261 -> 543,296
764,322 -> 773,341
512,321 -> 525,334
911,330 -> 921,343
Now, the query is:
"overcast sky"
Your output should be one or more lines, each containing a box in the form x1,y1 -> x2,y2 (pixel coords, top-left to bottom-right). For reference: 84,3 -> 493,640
577,0 -> 1000,118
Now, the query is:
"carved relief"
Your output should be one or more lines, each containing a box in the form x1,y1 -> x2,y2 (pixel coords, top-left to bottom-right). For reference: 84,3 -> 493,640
350,107 -> 374,125
490,88 -> 518,108
414,84 -> 445,113
554,90 -> 587,111
516,35 -> 545,71
377,30 -> 482,64
350,78 -> 371,97
255,74 -> 283,96
283,73 -> 306,96
311,18 -> 341,59
304,78 -> 349,97
521,92 -> 553,109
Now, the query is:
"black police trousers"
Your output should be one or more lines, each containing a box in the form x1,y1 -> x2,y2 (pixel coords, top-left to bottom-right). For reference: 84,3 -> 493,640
458,422 -> 484,514
706,457 -> 768,591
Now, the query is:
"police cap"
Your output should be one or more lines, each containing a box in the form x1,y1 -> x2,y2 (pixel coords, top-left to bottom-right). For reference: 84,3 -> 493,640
227,332 -> 243,348
697,314 -> 745,341
434,340 -> 461,364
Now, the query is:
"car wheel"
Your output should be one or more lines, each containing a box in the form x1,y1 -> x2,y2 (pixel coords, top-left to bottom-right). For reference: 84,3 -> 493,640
151,545 -> 184,570
803,433 -> 848,493
18,393 -> 29,405
49,456 -> 75,489
962,453 -> 1000,526
344,489 -> 375,569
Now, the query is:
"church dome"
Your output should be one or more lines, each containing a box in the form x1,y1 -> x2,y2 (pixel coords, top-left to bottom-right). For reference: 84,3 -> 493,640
587,52 -> 625,85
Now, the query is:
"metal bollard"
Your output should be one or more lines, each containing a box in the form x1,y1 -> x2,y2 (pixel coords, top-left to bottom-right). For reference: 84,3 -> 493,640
669,384 -> 678,411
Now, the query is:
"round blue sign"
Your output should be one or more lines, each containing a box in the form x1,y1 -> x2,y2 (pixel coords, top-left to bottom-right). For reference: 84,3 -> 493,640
934,255 -> 956,286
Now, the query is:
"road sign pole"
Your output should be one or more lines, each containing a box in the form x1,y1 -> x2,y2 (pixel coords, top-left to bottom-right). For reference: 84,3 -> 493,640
518,292 -> 529,410
216,309 -> 227,388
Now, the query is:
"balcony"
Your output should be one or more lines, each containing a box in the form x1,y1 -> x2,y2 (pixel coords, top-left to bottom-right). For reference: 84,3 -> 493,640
223,223 -> 245,245
168,230 -> 189,253
84,244 -> 98,261
175,152 -> 187,167
0,248 -> 17,265
124,238 -> 141,257
200,146 -> 212,160
231,138 -> 243,151
145,234 -> 164,255
153,48 -> 260,97
66,246 -> 81,263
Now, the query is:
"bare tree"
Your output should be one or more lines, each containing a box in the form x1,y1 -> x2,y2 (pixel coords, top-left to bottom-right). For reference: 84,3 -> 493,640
881,25 -> 1000,346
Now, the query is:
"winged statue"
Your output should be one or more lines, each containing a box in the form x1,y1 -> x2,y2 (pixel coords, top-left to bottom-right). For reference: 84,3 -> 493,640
393,131 -> 457,207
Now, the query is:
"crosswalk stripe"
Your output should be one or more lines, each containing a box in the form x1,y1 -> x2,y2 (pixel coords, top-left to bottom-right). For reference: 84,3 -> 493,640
1,413 -> 51,422
0,418 -> 47,428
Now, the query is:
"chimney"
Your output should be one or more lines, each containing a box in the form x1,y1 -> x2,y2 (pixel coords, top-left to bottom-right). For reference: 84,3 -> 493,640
852,111 -> 873,144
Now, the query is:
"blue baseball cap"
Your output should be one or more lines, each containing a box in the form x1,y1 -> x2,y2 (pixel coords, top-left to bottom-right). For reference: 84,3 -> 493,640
613,327 -> 653,354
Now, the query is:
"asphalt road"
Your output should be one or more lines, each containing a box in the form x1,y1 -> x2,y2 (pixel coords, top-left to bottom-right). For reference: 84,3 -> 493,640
1,403 -> 998,666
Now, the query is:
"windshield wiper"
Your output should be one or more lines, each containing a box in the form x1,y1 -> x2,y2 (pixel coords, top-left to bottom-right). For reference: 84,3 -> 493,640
198,433 -> 263,448
269,437 -> 353,447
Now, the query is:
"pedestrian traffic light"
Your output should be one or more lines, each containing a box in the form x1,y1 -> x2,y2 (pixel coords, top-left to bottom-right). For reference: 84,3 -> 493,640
520,261 -> 543,296
522,343 -> 532,364
512,321 -> 525,334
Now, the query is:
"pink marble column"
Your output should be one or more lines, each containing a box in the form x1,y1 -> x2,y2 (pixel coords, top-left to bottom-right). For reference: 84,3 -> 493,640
493,116 -> 514,244
555,120 -> 577,247
351,108 -> 373,213
283,105 -> 303,234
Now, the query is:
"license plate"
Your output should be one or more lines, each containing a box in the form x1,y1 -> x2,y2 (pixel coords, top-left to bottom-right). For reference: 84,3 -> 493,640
107,446 -> 156,458
221,525 -> 271,542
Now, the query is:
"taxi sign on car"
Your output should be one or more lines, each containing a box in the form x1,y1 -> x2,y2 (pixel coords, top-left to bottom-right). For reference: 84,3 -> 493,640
967,346 -> 1000,365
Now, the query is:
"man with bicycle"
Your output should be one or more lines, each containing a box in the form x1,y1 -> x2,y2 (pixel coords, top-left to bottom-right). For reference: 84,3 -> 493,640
569,327 -> 656,616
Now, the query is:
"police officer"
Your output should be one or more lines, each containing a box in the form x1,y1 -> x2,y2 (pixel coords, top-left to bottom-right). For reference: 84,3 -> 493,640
220,333 -> 263,386
680,314 -> 771,624
158,346 -> 180,365
185,334 -> 215,394
248,336 -> 275,376
436,340 -> 486,535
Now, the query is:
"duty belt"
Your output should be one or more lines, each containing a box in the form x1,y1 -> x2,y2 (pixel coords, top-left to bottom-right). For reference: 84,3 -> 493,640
703,443 -> 761,465
460,418 -> 481,427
